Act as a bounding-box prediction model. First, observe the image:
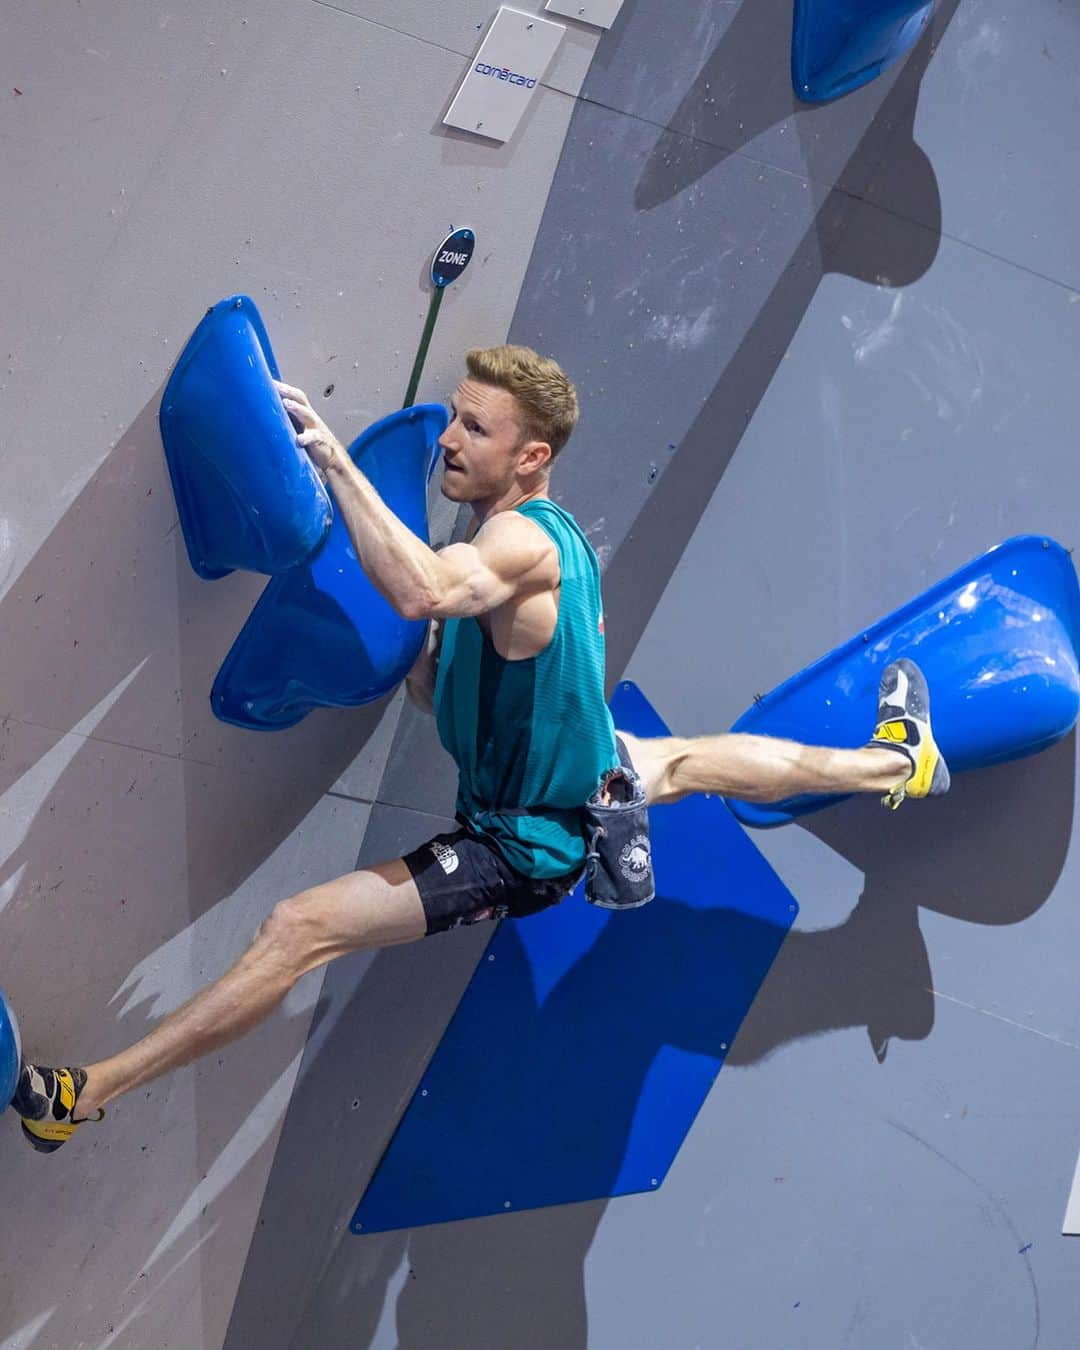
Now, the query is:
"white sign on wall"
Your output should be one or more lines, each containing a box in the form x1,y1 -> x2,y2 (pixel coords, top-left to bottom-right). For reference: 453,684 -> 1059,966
544,0 -> 625,28
443,6 -> 566,143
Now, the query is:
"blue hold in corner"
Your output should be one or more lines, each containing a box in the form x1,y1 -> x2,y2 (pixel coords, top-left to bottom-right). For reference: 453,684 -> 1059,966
728,536 -> 1080,828
159,296 -> 333,579
0,989 -> 22,1112
211,403 -> 448,730
792,0 -> 934,103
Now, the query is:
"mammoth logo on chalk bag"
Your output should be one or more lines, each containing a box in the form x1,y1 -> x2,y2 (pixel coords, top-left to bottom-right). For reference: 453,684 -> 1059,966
582,761 -> 656,911
619,833 -> 652,885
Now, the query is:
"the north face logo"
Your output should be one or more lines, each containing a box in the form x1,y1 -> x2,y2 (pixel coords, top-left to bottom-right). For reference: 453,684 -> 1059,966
431,841 -> 459,875
618,834 -> 651,885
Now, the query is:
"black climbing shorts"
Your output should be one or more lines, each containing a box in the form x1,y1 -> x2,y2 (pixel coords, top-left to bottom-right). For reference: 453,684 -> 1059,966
403,825 -> 584,936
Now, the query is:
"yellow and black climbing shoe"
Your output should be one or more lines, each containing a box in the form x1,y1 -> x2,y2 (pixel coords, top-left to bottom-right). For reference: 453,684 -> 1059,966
869,658 -> 951,810
11,1063 -> 103,1153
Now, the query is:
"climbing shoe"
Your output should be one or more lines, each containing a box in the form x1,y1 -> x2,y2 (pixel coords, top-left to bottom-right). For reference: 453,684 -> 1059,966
869,658 -> 951,809
11,1063 -> 103,1153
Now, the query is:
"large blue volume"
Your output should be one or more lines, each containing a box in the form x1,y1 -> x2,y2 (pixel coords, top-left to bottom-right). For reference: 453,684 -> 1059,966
351,682 -> 798,1235
792,0 -> 934,103
0,989 -> 22,1112
159,296 -> 333,579
211,403 -> 448,730
728,535 -> 1080,829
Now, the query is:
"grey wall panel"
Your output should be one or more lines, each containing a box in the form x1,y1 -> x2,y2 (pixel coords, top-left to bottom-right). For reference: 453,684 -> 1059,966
0,729 -> 371,1348
1,4 -> 228,425
515,15 -> 953,682
578,0 -> 932,190
0,2 -> 583,595
222,801 -> 498,1350
0,397 -> 382,777
1,0 -> 596,1345
590,3 -> 1080,1345
624,211 -> 1080,1049
584,996 -> 1072,1348
375,698 -> 462,818
0,406 -> 395,928
868,0 -> 1080,289
808,736 -> 1079,1035
509,97 -> 835,584
626,220 -> 1080,734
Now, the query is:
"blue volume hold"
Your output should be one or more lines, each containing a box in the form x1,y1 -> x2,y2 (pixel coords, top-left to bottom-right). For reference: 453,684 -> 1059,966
792,0 -> 935,103
159,296 -> 333,579
728,536 -> 1080,828
211,403 -> 448,730
0,989 -> 22,1112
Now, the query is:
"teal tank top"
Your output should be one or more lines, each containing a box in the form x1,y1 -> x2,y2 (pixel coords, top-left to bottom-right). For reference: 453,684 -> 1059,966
433,499 -> 618,878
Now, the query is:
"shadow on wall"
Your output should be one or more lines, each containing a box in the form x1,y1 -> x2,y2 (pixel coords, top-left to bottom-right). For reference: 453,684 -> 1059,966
635,0 -> 810,211
0,390 -> 405,1347
732,730 -> 1077,1065
634,0 -> 947,213
604,0 -> 961,682
0,393 -> 386,1057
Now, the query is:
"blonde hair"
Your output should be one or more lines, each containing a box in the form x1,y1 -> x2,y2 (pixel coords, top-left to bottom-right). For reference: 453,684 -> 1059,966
465,344 -> 579,458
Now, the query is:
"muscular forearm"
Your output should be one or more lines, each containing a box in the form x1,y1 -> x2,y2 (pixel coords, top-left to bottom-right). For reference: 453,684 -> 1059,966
325,451 -> 443,619
275,377 -> 546,623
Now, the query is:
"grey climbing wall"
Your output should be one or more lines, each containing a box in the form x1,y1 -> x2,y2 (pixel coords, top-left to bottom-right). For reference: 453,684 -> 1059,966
537,2 -> 1080,1344
5,0 -> 1080,1347
0,2 -> 605,1346
228,2 -> 1080,1348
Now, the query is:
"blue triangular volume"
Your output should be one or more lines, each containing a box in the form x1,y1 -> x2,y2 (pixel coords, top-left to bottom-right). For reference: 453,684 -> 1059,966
792,0 -> 934,103
211,403 -> 448,730
159,296 -> 333,579
351,682 -> 798,1236
728,535 -> 1080,828
0,989 -> 21,1112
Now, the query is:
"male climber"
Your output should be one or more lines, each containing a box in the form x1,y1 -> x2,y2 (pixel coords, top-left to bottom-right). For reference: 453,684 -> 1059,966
12,345 -> 949,1150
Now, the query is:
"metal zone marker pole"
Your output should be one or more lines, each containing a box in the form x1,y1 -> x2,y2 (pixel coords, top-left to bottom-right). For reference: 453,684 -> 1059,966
402,227 -> 476,409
